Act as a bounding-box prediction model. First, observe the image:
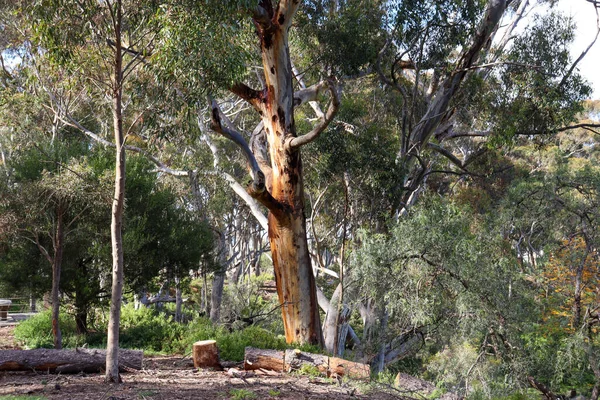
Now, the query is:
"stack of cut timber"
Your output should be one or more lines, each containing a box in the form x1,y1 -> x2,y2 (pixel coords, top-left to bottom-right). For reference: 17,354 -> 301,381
0,348 -> 143,373
243,347 -> 370,380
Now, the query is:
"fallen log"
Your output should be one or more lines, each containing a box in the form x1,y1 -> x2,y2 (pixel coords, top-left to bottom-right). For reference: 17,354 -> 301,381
0,348 -> 143,373
285,349 -> 328,375
244,347 -> 284,372
329,356 -> 370,379
243,347 -> 370,380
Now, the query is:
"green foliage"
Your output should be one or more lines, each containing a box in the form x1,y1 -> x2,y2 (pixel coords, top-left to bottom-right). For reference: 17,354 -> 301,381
295,363 -> 321,378
229,388 -> 257,400
216,325 -> 286,361
14,305 -> 304,361
295,0 -> 385,75
220,274 -> 280,331
488,12 -> 591,144
0,396 -> 48,400
115,305 -> 185,353
152,1 -> 256,101
13,309 -> 84,348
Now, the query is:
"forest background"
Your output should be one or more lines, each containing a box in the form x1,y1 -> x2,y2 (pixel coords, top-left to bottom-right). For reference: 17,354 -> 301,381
1,0 -> 600,398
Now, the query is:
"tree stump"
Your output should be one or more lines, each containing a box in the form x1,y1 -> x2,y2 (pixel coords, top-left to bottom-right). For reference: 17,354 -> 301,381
192,340 -> 220,369
244,347 -> 285,372
0,300 -> 11,321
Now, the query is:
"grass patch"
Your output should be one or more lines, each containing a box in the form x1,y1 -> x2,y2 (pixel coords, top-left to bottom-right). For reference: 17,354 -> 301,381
0,396 -> 48,400
229,388 -> 257,400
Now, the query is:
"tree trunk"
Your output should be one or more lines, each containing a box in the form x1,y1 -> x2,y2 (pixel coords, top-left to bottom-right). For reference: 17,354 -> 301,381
592,383 -> 600,400
573,246 -> 589,329
175,278 -> 183,323
243,348 -> 369,379
285,349 -> 329,374
213,1 -> 340,346
51,205 -> 65,350
256,2 -> 321,347
74,261 -> 88,335
75,308 -> 88,335
323,284 -> 341,354
373,307 -> 388,374
0,348 -> 143,373
210,271 -> 225,323
106,1 -> 125,382
210,231 -> 227,323
29,293 -> 36,313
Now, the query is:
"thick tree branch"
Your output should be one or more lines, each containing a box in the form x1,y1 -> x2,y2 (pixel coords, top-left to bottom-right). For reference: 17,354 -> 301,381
201,132 -> 269,231
274,0 -> 302,29
408,0 -> 509,155
427,143 -> 470,172
292,64 -> 325,119
286,80 -> 340,150
230,82 -> 264,111
210,99 -> 287,215
252,1 -> 274,30
527,376 -> 559,400
560,5 -> 600,87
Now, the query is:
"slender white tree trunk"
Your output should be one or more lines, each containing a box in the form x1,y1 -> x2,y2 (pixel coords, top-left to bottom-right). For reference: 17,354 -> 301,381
106,0 -> 125,382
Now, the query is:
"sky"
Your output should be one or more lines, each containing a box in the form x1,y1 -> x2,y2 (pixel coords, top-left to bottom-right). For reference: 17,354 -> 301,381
555,0 -> 600,99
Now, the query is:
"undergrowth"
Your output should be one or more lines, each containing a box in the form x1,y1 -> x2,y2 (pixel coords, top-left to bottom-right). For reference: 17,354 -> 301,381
14,305 -> 318,361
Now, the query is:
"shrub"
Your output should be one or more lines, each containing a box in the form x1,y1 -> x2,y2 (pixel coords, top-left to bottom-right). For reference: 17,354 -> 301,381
14,309 -> 84,348
14,304 -> 329,360
118,305 -> 185,353
216,325 -> 287,361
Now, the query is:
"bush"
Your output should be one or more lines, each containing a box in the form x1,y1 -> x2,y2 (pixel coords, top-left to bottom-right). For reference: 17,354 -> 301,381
217,325 -> 287,361
118,305 -> 185,353
14,305 -> 327,360
14,309 -> 85,348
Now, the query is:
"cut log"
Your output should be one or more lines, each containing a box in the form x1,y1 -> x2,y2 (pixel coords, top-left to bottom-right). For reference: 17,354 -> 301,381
329,356 -> 370,380
192,340 -> 220,369
243,348 -> 370,380
0,348 -> 143,373
244,347 -> 284,372
285,349 -> 329,374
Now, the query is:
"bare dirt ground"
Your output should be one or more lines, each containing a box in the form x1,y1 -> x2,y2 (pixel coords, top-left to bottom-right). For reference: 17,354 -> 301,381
0,326 -> 404,400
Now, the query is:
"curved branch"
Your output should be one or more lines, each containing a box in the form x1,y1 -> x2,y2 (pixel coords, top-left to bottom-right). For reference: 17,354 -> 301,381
210,98 -> 262,180
210,99 -> 287,215
560,5 -> 600,87
231,82 -> 264,111
56,110 -> 189,176
409,0 -> 509,153
286,80 -> 340,150
293,80 -> 329,108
